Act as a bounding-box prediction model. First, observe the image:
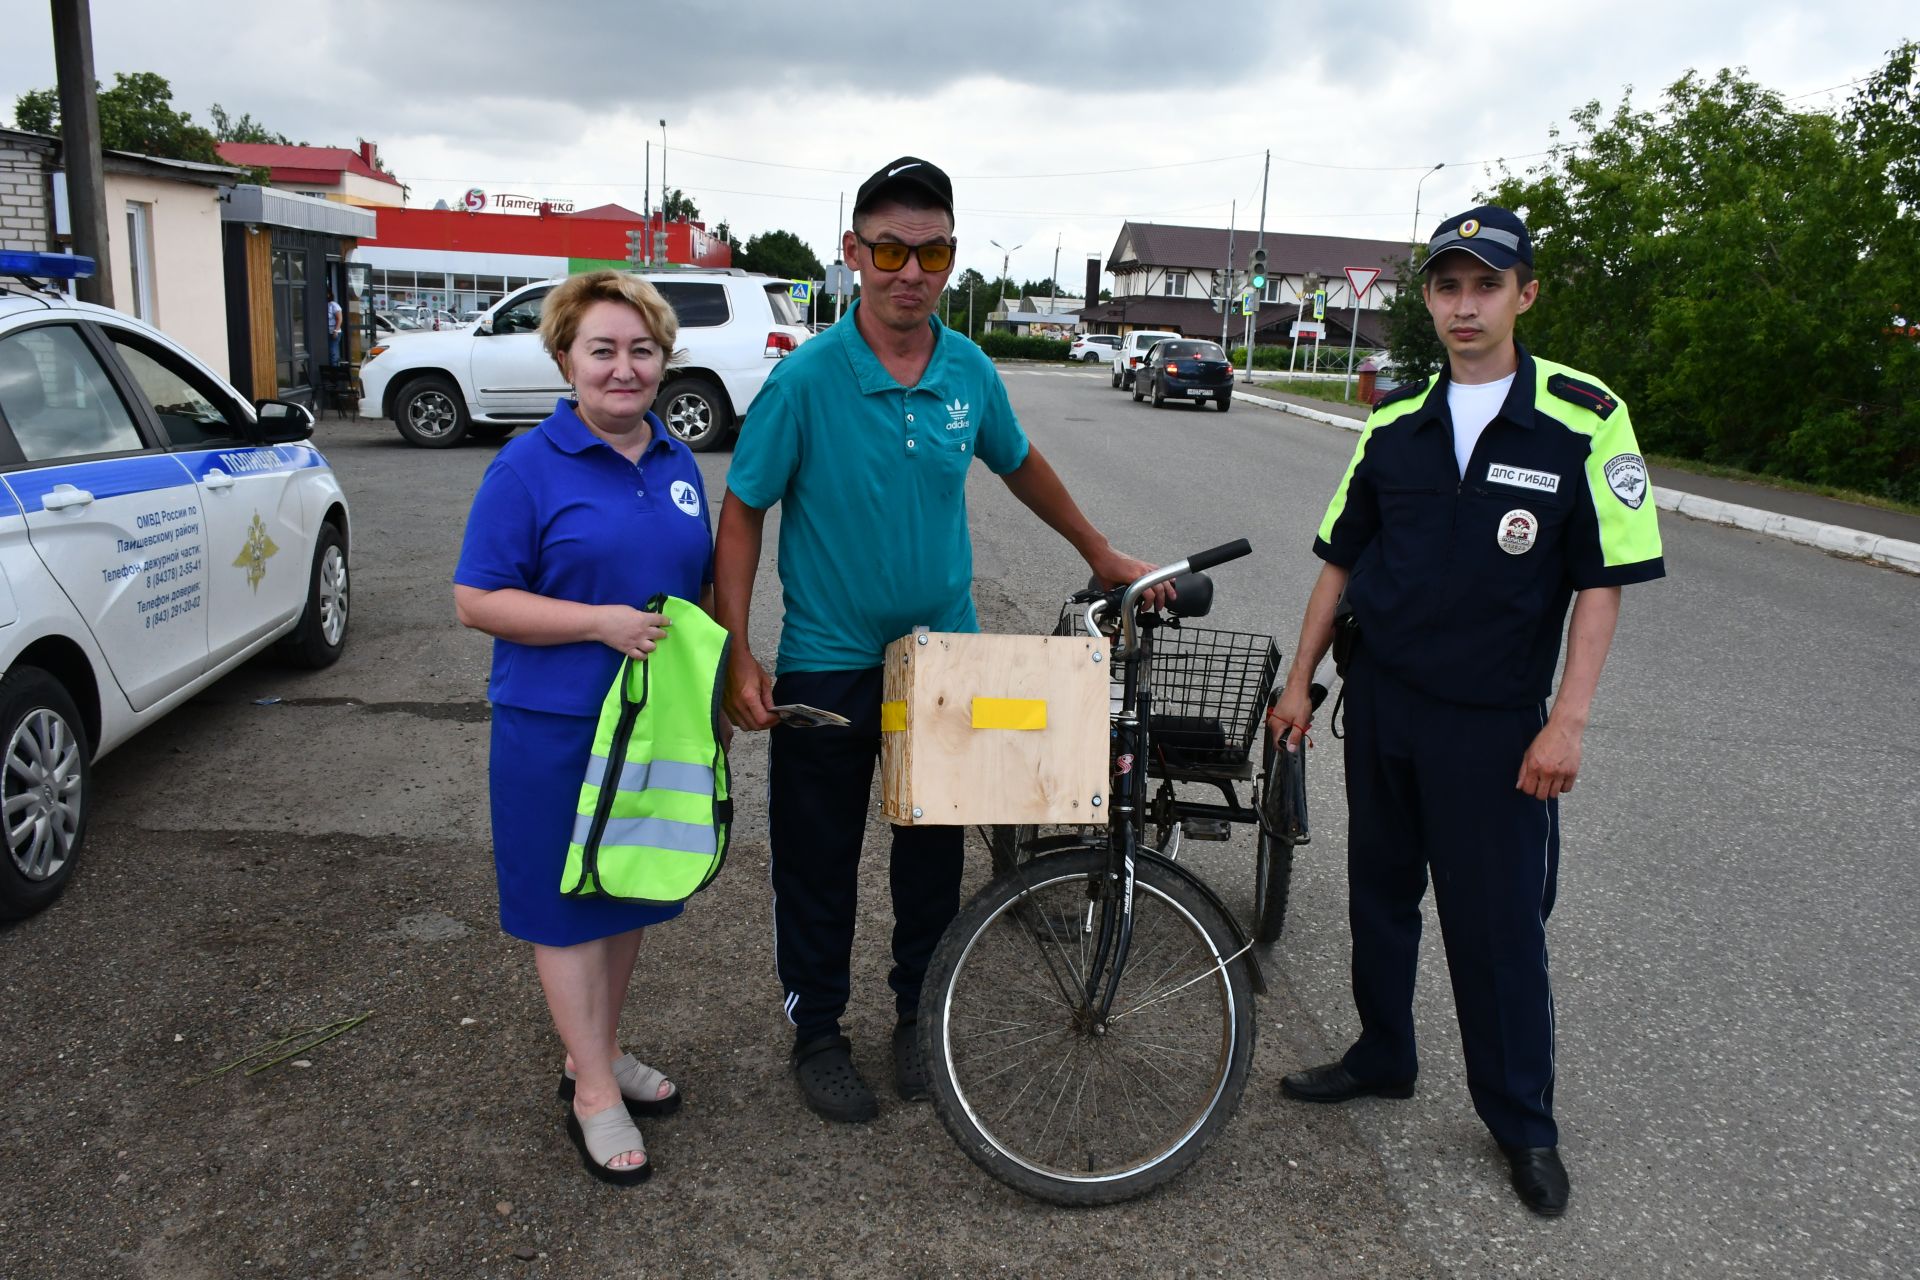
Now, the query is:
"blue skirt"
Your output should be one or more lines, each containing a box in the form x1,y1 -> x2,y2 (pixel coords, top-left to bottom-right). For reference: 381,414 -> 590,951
489,704 -> 685,945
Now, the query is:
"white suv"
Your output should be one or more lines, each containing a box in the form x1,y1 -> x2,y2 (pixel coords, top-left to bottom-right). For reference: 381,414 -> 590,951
1069,333 -> 1120,363
1110,330 -> 1180,390
360,269 -> 811,451
0,252 -> 352,919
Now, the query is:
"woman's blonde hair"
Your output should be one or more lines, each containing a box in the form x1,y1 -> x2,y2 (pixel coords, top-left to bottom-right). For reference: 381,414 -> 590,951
539,270 -> 680,372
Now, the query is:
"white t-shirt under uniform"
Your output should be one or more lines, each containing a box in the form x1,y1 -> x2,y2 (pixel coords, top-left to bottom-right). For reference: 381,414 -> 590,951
1447,373 -> 1514,478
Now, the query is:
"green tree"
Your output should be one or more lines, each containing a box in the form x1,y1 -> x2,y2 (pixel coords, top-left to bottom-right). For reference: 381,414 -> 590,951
12,71 -> 221,164
663,186 -> 699,222
208,103 -> 290,145
1485,52 -> 1919,499
1381,250 -> 1445,380
736,229 -> 824,281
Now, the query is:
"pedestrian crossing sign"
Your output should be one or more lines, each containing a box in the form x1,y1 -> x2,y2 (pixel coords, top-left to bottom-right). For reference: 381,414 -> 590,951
789,281 -> 811,303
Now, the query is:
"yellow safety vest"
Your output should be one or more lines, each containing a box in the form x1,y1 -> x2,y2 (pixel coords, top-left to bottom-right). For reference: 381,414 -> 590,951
559,595 -> 731,903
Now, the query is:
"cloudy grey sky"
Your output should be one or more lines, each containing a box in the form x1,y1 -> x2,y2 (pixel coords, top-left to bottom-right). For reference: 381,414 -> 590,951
3,0 -> 1912,284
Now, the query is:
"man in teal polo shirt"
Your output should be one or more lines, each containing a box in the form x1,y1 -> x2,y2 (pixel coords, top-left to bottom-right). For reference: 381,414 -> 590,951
715,155 -> 1156,1124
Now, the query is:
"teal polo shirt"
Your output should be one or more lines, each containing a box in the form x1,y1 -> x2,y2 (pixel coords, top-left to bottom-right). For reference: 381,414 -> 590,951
726,303 -> 1031,673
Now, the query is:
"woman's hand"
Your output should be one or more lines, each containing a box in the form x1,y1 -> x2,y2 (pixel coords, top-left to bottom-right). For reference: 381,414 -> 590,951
595,605 -> 671,660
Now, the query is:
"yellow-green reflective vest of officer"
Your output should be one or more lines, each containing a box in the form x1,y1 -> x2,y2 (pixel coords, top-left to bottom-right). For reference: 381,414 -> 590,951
560,594 -> 731,903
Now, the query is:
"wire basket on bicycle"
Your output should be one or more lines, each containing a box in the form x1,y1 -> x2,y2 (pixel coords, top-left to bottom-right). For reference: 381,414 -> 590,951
1054,601 -> 1280,781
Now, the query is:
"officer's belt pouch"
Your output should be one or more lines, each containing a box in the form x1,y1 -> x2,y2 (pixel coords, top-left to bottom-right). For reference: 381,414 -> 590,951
560,596 -> 733,904
1330,590 -> 1360,679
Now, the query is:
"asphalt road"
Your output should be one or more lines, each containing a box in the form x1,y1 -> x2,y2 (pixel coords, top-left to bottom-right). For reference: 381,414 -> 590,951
1,367 -> 1913,1278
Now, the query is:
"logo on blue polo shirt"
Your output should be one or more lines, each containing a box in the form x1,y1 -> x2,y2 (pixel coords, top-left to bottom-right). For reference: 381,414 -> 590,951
945,399 -> 970,432
670,480 -> 701,517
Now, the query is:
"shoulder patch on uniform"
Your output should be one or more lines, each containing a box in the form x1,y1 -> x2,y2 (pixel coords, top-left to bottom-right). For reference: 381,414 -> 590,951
1371,378 -> 1429,411
1546,373 -> 1618,419
1603,453 -> 1649,509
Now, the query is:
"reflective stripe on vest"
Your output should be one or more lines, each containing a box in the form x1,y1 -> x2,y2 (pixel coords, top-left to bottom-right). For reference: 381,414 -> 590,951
560,594 -> 732,903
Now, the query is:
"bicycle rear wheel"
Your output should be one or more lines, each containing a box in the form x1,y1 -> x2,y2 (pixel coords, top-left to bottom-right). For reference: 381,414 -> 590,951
921,847 -> 1256,1205
1253,733 -> 1299,944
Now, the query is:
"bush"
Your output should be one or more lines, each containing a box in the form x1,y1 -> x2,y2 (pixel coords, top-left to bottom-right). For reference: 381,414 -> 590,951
975,331 -> 1072,362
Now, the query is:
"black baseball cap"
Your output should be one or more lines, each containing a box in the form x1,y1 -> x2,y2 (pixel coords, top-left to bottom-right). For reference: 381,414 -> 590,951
1423,204 -> 1532,272
853,156 -> 954,218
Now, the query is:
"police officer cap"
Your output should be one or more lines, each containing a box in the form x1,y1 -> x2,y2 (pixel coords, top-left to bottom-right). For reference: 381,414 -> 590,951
1423,204 -> 1533,272
854,157 -> 954,218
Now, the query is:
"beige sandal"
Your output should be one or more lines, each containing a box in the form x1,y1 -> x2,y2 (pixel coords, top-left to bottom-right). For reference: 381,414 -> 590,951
565,1102 -> 652,1185
557,1052 -> 681,1117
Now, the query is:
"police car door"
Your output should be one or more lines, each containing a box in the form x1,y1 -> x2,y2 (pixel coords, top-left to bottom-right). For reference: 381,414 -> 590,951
470,286 -> 566,418
97,324 -> 308,664
0,321 -> 209,710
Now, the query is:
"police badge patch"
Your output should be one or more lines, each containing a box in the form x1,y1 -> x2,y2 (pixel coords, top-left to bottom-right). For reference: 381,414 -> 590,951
1497,509 -> 1537,555
1603,453 -> 1649,509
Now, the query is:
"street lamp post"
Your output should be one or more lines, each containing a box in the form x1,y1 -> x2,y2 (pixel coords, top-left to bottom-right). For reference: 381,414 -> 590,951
1410,162 -> 1445,261
659,119 -> 668,263
989,238 -> 1022,331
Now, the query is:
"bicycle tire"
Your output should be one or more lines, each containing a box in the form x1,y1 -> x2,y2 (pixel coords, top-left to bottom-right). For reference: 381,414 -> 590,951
921,847 -> 1256,1205
1253,733 -> 1298,945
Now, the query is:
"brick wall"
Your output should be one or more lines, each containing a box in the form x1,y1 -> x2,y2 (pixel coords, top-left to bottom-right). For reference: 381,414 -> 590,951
0,143 -> 54,253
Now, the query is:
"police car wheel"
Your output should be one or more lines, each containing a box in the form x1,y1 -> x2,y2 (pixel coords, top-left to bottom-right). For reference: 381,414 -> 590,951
280,525 -> 350,669
1110,368 -> 1121,388
1215,393 -> 1231,412
660,376 -> 732,453
393,375 -> 469,448
0,669 -> 90,921
1151,378 -> 1165,407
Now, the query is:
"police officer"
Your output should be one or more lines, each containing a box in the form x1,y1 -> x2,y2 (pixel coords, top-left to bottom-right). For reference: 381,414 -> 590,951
1268,205 -> 1664,1216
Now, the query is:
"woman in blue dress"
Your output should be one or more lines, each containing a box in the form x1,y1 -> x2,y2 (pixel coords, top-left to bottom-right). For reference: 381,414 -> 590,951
454,271 -> 716,1185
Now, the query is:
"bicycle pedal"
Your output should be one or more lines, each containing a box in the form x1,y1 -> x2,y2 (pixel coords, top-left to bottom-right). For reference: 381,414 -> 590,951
1183,819 -> 1231,841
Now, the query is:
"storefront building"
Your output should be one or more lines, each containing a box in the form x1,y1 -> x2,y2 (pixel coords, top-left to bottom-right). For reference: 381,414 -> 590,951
353,202 -> 733,317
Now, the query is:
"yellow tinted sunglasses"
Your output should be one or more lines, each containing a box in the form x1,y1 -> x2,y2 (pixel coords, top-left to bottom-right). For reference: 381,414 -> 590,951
856,234 -> 956,273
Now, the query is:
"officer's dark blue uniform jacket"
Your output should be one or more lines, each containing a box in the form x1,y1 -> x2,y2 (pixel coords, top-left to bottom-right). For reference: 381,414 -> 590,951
1315,346 -> 1665,708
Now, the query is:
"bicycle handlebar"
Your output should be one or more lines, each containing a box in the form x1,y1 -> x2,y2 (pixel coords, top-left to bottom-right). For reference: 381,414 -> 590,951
1112,538 -> 1254,658
1182,538 -> 1252,575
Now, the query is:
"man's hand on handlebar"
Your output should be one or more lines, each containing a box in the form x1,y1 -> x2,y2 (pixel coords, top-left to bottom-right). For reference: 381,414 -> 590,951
1089,546 -> 1175,611
724,647 -> 779,731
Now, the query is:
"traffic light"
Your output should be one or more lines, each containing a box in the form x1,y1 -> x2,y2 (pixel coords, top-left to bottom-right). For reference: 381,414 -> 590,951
625,229 -> 644,267
1250,247 -> 1267,291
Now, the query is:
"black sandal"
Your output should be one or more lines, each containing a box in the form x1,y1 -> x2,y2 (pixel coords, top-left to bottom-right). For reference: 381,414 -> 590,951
892,1017 -> 929,1102
792,1033 -> 878,1123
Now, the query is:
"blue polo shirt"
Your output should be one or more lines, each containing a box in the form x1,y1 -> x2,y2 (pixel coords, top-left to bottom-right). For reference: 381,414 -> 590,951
726,304 -> 1030,673
454,399 -> 715,715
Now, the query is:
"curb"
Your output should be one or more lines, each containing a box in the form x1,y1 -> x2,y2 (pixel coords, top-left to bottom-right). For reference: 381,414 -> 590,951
1233,390 -> 1920,576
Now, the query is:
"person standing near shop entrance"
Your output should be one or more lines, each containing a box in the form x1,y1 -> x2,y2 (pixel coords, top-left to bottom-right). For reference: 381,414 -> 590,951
714,156 -> 1161,1124
1267,205 -> 1664,1217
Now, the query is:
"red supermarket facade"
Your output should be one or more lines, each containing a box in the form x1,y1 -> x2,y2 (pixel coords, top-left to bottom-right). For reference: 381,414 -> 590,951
353,202 -> 733,314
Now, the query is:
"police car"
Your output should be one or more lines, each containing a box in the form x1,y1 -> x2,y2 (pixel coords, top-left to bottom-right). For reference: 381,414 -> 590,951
0,252 -> 351,920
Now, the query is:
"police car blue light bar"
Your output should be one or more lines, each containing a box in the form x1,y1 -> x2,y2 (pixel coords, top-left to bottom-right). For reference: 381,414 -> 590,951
0,250 -> 97,279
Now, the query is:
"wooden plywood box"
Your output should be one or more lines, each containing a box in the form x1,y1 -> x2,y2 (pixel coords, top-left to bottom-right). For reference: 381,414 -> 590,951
881,632 -> 1109,826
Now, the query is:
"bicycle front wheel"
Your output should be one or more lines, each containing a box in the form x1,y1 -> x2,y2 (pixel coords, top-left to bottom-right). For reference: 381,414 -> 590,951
921,847 -> 1256,1205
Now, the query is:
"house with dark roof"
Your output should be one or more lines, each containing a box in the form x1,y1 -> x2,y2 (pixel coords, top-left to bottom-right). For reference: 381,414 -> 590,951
215,140 -> 404,207
1080,222 -> 1410,348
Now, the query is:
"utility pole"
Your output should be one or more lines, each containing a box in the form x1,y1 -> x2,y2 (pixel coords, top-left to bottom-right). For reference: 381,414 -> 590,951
1050,233 -> 1060,310
834,191 -> 845,322
642,142 -> 651,265
51,0 -> 112,306
1242,149 -> 1269,383
1221,199 -> 1235,349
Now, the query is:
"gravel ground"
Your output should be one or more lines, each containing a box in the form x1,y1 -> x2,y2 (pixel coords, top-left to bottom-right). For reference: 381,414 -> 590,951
0,414 -> 1439,1279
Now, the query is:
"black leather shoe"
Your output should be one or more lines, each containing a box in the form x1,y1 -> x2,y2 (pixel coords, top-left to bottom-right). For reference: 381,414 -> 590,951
1279,1061 -> 1416,1103
1502,1145 -> 1570,1217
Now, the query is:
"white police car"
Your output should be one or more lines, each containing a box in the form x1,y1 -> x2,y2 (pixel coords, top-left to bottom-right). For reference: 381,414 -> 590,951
0,252 -> 350,919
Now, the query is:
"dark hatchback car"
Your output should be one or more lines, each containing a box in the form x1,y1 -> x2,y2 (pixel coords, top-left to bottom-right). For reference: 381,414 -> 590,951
1131,339 -> 1234,411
